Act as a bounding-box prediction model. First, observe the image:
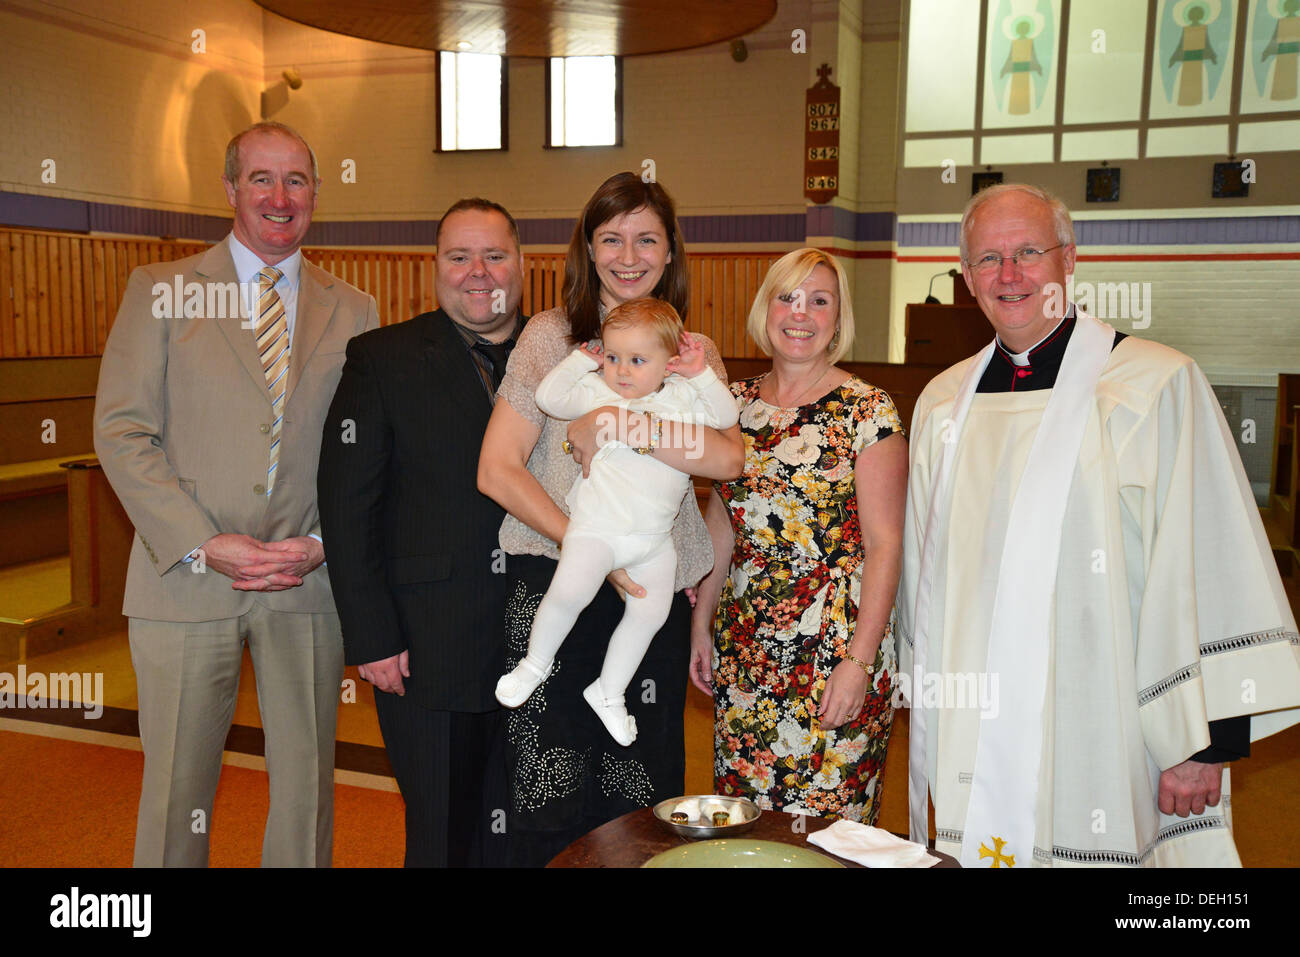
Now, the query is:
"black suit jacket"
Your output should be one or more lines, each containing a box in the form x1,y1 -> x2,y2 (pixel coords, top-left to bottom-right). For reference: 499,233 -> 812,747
318,309 -> 512,712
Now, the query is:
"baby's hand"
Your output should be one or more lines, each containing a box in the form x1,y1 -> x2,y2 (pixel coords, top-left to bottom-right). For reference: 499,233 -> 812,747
578,341 -> 604,367
667,333 -> 707,378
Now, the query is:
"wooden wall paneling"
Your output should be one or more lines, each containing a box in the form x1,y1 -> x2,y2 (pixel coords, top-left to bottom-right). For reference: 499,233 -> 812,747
33,233 -> 50,355
0,230 -> 785,359
403,256 -> 415,323
20,233 -> 38,356
0,233 -> 14,356
392,256 -> 405,325
42,234 -> 60,355
686,259 -> 700,337
57,235 -> 73,354
366,254 -> 380,324
421,253 -> 433,316
92,240 -> 108,347
115,241 -> 132,332
744,256 -> 760,357
54,235 -> 68,355
109,243 -> 127,347
387,256 -> 402,327
756,255 -> 771,357
696,258 -> 712,345
69,239 -> 85,354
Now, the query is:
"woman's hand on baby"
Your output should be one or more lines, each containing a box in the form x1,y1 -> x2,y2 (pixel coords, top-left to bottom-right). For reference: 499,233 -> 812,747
606,567 -> 646,600
578,341 -> 604,367
566,405 -> 619,477
667,333 -> 707,378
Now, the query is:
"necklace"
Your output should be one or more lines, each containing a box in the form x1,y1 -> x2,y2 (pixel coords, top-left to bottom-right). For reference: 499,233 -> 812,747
768,363 -> 834,409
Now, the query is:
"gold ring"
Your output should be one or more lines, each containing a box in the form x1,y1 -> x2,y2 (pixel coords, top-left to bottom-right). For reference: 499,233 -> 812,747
561,440 -> 574,454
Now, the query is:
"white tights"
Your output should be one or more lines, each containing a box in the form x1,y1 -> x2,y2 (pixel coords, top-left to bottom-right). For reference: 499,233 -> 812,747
528,528 -> 677,696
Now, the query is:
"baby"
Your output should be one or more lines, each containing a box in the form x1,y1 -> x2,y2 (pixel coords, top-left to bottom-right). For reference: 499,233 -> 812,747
495,298 -> 738,745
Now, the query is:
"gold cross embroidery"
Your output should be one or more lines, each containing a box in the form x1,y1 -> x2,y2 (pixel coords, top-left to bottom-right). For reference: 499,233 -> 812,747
978,836 -> 1016,868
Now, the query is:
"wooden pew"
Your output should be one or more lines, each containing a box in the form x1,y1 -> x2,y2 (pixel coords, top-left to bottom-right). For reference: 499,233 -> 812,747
0,356 -> 100,567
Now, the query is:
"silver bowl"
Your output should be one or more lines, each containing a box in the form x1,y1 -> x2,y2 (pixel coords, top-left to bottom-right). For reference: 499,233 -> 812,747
652,794 -> 761,840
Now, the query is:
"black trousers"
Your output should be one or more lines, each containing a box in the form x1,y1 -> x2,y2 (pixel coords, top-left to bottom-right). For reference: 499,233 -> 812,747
373,690 -> 508,867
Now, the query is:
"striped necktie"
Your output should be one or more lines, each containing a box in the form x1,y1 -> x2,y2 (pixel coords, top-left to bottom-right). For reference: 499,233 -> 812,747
255,265 -> 289,494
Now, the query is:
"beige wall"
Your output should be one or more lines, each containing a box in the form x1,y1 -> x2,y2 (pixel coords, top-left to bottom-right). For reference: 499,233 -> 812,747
0,0 -> 262,214
0,0 -> 817,223
2,0 -> 1292,373
261,4 -> 813,223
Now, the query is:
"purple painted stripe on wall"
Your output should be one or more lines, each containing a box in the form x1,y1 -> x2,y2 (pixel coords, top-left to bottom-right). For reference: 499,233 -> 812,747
305,220 -> 439,247
805,205 -> 834,236
519,218 -> 576,245
679,214 -> 805,244
4,190 -> 1296,248
805,206 -> 897,242
853,211 -> 896,242
899,216 -> 1300,248
86,201 -> 229,241
898,221 -> 961,248
0,191 -> 91,232
305,217 -> 578,247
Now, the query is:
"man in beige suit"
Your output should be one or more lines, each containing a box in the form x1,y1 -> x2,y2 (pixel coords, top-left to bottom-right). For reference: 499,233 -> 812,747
94,122 -> 378,866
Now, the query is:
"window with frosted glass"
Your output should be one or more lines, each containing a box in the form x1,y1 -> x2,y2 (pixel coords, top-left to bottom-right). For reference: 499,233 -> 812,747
547,56 -> 621,148
437,52 -> 505,151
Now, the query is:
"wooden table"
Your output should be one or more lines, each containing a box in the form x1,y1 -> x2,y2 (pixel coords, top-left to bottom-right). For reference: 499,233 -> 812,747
548,807 -> 960,868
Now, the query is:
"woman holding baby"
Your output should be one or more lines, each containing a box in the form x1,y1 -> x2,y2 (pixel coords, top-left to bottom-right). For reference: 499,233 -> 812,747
477,172 -> 742,866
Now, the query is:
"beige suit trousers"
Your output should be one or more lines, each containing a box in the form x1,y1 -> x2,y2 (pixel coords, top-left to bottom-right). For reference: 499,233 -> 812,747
128,601 -> 343,867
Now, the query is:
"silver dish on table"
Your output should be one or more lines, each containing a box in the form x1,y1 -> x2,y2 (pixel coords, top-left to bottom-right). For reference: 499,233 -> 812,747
651,794 -> 761,839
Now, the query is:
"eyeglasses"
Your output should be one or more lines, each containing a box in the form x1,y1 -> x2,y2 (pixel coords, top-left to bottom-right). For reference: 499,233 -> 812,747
965,244 -> 1065,274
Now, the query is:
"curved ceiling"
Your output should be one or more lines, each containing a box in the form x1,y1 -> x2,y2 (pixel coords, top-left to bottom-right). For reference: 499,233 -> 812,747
256,0 -> 778,57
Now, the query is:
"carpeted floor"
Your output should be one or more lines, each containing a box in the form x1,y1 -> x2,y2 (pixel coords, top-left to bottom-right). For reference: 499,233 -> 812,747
3,702 -> 1296,867
0,728 -> 405,867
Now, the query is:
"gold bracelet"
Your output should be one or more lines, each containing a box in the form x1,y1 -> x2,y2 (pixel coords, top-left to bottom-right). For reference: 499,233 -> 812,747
633,411 -> 659,455
843,653 -> 872,675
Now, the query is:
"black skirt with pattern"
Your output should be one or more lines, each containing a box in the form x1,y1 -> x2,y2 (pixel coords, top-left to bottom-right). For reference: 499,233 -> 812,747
501,553 -> 691,867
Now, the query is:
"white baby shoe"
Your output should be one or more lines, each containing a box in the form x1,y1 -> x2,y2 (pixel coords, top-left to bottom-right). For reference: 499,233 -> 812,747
583,679 -> 637,746
495,657 -> 552,707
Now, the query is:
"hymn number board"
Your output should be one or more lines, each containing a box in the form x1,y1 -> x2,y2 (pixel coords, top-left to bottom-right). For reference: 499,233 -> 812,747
805,63 -> 840,204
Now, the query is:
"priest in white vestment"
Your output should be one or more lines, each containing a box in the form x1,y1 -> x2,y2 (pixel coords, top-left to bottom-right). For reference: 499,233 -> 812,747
898,184 -> 1300,867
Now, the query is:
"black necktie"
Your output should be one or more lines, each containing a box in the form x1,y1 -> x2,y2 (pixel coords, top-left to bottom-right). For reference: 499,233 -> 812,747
473,339 -> 515,391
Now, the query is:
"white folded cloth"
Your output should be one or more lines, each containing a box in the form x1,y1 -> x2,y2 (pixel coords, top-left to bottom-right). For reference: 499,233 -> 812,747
807,820 -> 942,868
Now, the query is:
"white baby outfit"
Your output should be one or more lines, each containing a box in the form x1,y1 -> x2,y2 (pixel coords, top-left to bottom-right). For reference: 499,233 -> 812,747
500,348 -> 738,742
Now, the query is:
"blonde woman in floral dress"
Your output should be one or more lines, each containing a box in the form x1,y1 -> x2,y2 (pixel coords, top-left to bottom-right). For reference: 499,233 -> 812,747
689,248 -> 907,822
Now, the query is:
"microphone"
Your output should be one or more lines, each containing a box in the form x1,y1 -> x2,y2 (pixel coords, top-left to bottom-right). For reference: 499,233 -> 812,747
925,268 -> 960,304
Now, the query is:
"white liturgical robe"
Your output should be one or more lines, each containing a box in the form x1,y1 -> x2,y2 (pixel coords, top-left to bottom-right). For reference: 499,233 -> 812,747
898,323 -> 1300,867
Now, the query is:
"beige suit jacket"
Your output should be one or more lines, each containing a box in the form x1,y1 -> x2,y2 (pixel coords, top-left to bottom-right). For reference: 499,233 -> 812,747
94,237 -> 379,621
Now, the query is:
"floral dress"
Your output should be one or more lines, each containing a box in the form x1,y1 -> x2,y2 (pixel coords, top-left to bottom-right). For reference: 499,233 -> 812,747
712,375 -> 903,822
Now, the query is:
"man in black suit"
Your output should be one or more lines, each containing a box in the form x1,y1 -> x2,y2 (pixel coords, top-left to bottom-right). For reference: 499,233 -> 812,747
317,198 -> 525,866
